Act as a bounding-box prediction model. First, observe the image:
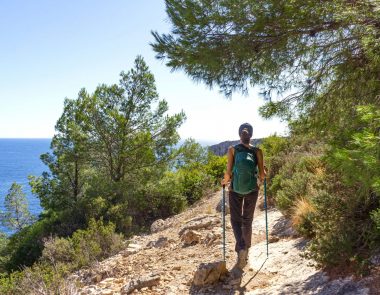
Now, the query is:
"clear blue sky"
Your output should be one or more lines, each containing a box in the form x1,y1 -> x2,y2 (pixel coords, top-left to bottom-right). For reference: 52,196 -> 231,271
0,0 -> 287,144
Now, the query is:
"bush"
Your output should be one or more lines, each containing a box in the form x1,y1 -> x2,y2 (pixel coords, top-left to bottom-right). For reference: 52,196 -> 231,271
147,171 -> 187,217
178,167 -> 214,204
262,129 -> 380,268
0,262 -> 77,295
0,270 -> 24,295
40,237 -> 74,266
259,135 -> 289,179
69,218 -> 124,268
3,207 -> 89,272
306,105 -> 380,268
0,218 -> 124,294
270,152 -> 325,215
39,218 -> 123,270
204,152 -> 227,185
305,190 -> 358,267
4,217 -> 55,271
175,139 -> 225,204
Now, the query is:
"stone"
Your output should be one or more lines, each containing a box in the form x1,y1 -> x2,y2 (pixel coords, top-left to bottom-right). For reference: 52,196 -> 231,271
193,261 -> 228,286
202,232 -> 222,247
150,219 -> 165,233
179,216 -> 220,236
121,273 -> 161,294
146,236 -> 173,248
181,230 -> 202,246
127,243 -> 141,249
268,235 -> 280,243
93,274 -> 103,283
100,289 -> 115,295
120,243 -> 142,256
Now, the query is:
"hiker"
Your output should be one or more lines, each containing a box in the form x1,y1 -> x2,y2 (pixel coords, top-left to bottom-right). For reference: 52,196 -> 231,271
221,122 -> 266,269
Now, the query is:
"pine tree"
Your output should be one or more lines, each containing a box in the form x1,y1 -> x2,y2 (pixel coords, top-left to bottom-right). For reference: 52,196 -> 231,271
152,0 -> 380,124
1,183 -> 34,231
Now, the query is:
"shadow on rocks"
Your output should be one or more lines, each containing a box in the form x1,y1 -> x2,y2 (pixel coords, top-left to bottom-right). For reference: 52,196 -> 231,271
266,271 -> 369,295
302,272 -> 369,295
271,216 -> 299,239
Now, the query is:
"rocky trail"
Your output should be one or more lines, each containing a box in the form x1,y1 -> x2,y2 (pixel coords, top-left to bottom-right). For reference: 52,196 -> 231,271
72,190 -> 380,295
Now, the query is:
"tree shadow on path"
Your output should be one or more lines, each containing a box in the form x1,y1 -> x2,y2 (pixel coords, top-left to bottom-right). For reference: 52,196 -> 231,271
232,257 -> 268,294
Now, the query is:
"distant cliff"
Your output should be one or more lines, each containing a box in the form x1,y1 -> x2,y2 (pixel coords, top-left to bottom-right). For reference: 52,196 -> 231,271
208,138 -> 262,156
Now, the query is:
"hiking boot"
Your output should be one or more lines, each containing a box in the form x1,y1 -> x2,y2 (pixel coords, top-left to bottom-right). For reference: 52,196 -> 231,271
236,249 -> 248,269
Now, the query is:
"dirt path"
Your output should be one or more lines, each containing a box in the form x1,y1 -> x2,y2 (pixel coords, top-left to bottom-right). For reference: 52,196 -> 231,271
73,190 -> 380,295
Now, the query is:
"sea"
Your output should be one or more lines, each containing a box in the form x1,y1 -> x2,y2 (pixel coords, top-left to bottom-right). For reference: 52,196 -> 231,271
0,139 -> 51,234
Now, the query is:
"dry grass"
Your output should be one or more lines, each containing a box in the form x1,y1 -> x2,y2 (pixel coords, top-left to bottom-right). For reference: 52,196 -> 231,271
314,166 -> 325,177
291,197 -> 316,229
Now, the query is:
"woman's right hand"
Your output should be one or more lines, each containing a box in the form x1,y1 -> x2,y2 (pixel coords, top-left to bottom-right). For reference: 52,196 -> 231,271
221,174 -> 231,186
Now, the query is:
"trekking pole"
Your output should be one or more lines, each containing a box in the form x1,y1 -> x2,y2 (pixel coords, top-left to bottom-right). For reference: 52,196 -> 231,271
222,184 -> 226,262
264,178 -> 269,257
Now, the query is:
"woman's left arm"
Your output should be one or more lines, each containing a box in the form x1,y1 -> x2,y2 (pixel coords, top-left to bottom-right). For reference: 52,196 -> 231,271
256,148 -> 266,182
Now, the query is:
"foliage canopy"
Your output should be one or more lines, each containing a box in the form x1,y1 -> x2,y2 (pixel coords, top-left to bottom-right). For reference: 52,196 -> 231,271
152,0 -> 380,125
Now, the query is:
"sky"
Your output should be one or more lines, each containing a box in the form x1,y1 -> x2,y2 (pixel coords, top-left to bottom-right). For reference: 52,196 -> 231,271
0,0 -> 288,144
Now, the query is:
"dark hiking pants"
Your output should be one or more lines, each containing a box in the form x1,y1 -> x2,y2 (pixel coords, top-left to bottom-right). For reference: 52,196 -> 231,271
229,189 -> 259,252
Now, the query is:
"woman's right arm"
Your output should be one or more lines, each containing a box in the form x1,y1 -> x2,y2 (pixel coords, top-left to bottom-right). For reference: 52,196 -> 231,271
221,146 -> 234,186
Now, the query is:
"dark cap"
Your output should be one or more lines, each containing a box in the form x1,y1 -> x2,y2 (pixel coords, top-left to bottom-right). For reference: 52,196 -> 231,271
238,123 -> 253,137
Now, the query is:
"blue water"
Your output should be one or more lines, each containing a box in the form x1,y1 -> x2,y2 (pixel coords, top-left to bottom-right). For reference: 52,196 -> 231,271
0,139 -> 51,234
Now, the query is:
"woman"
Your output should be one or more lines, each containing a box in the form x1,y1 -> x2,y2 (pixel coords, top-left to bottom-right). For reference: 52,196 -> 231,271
221,122 -> 265,269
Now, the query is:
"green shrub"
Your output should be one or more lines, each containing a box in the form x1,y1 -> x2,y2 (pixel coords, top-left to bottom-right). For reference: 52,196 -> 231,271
328,105 -> 380,195
3,207 -> 89,272
178,168 -> 214,204
0,262 -> 77,295
306,105 -> 380,267
70,218 -> 124,268
175,139 -> 224,204
0,270 -> 24,295
0,218 -> 124,294
147,172 -> 187,217
305,190 -> 358,267
262,130 -> 380,268
4,217 -> 55,271
259,134 -> 289,178
39,218 -> 123,270
204,152 -> 227,185
270,152 -> 325,214
40,236 -> 74,266
274,172 -> 312,213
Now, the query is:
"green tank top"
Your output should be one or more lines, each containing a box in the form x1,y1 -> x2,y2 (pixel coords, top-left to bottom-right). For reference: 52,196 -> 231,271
232,144 -> 258,194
